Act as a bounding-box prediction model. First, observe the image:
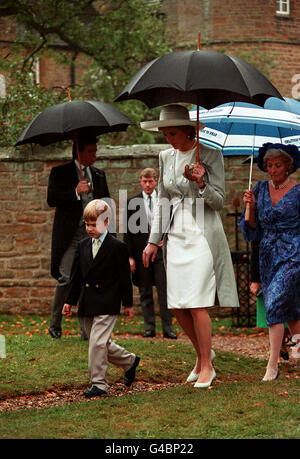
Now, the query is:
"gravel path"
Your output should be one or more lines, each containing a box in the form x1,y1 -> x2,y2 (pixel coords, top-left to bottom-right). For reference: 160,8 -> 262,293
0,333 -> 298,413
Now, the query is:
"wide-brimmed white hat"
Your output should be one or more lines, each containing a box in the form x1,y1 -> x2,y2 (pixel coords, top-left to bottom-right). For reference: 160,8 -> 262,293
140,104 -> 205,131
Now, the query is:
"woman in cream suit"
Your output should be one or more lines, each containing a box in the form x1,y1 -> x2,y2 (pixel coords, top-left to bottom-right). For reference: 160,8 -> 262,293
142,105 -> 239,388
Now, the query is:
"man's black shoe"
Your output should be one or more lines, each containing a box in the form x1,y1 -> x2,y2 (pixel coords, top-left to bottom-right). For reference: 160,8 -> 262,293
49,327 -> 61,339
163,332 -> 177,339
84,386 -> 107,398
142,331 -> 155,338
124,356 -> 140,387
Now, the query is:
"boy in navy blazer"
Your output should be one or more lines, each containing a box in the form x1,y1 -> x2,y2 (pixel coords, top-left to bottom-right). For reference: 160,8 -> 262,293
63,199 -> 140,398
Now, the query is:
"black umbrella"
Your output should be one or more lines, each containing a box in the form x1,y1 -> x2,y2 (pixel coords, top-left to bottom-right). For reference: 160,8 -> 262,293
15,100 -> 134,146
115,43 -> 282,180
115,50 -> 282,109
15,99 -> 134,179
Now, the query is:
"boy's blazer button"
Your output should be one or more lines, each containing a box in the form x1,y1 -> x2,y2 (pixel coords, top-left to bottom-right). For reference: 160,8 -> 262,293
85,283 -> 89,288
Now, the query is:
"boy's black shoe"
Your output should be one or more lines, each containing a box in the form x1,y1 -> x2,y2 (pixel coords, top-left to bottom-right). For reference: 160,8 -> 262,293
49,327 -> 61,339
84,386 -> 107,398
143,330 -> 155,338
124,356 -> 140,387
163,332 -> 177,339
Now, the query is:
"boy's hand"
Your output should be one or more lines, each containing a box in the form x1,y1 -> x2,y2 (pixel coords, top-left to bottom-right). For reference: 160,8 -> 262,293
124,307 -> 134,320
62,304 -> 73,316
129,257 -> 136,273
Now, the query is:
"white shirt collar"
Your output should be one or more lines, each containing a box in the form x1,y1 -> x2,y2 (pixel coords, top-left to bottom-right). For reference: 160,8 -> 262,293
93,229 -> 108,245
142,190 -> 156,200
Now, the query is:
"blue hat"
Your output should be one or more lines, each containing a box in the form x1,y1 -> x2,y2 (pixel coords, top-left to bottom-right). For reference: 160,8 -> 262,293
257,142 -> 300,173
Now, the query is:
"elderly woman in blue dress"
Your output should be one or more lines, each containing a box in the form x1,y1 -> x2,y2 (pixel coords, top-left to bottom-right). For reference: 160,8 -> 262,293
240,143 -> 300,381
141,105 -> 239,388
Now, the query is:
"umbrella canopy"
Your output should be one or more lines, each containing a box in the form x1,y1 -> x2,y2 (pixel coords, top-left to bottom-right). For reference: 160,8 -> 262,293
15,100 -> 135,147
115,50 -> 283,109
189,101 -> 300,156
264,96 -> 300,114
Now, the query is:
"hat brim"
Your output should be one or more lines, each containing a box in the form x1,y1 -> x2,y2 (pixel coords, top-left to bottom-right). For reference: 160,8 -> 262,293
140,119 -> 205,132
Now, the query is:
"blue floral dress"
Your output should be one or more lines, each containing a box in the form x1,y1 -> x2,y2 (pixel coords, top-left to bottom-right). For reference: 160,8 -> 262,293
239,181 -> 300,326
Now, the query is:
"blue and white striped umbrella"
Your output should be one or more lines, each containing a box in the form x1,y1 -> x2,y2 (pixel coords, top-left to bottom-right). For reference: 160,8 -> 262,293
264,96 -> 300,114
190,99 -> 300,156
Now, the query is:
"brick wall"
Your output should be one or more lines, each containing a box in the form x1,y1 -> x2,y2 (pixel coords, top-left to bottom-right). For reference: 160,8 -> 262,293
166,0 -> 300,43
163,0 -> 300,98
1,144 -> 299,315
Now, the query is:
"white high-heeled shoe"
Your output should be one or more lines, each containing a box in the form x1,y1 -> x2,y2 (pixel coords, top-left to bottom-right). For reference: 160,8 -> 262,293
262,368 -> 279,381
186,350 -> 216,383
194,368 -> 216,388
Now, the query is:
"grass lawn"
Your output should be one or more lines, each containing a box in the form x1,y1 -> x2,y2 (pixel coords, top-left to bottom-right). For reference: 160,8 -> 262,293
0,314 -> 299,439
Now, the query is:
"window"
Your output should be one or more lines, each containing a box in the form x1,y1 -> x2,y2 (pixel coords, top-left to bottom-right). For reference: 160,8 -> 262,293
28,58 -> 40,85
276,0 -> 290,15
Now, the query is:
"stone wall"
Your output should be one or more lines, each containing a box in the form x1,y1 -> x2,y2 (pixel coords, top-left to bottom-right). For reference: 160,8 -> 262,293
0,144 -> 299,315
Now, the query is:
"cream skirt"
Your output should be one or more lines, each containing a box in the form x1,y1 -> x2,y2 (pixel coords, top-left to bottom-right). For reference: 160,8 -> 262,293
166,207 -> 216,309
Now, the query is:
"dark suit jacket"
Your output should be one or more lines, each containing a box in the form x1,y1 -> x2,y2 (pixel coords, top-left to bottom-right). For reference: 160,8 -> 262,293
47,161 -> 110,280
65,233 -> 133,317
124,192 -> 158,287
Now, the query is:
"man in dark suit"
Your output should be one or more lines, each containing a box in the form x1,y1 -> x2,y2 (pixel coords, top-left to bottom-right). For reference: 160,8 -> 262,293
124,168 -> 176,339
47,135 -> 111,339
63,199 -> 139,397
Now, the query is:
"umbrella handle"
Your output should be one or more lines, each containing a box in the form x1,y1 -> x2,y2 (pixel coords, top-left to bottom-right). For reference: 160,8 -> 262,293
184,164 -> 198,181
245,203 -> 251,222
185,99 -> 200,181
245,154 -> 254,222
73,132 -> 83,180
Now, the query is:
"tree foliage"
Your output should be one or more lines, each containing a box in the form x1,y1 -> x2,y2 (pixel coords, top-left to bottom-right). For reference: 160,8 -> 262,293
0,0 -> 172,147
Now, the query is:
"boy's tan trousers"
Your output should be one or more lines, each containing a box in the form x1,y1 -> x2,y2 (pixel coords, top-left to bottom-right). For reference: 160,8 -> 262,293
84,315 -> 136,392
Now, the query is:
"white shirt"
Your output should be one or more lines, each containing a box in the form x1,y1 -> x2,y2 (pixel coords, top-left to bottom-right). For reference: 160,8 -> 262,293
142,190 -> 157,224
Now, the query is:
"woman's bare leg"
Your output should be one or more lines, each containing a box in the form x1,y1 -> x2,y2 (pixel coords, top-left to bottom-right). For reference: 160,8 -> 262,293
263,323 -> 284,381
190,308 -> 213,383
171,309 -> 202,373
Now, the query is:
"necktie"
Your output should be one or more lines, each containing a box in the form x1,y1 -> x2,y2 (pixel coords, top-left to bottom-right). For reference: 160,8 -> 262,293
81,167 -> 93,207
92,238 -> 100,258
148,195 -> 152,212
147,195 -> 153,227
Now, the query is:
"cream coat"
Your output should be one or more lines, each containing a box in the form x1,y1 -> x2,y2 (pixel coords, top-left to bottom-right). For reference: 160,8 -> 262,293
148,144 -> 239,308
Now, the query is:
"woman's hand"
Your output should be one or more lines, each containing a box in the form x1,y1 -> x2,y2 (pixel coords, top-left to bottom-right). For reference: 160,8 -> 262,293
243,189 -> 256,226
250,282 -> 261,296
142,243 -> 158,268
243,190 -> 255,207
191,163 -> 206,188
